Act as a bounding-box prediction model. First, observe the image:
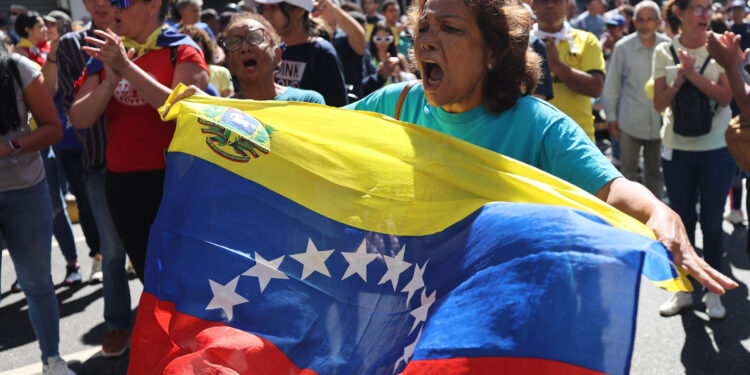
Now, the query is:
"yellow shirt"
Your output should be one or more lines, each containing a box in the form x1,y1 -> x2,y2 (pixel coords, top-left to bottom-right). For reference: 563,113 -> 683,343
548,28 -> 605,141
209,64 -> 233,97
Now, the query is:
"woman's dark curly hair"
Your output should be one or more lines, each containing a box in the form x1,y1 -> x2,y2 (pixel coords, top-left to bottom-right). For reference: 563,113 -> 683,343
179,24 -> 215,63
408,0 -> 540,113
15,12 -> 42,39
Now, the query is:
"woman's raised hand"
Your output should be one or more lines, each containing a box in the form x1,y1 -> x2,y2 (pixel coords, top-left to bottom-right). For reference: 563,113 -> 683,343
82,28 -> 135,73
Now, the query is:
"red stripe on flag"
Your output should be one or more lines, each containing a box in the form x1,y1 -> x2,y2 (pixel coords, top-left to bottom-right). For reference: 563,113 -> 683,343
403,357 -> 607,375
128,292 -> 318,375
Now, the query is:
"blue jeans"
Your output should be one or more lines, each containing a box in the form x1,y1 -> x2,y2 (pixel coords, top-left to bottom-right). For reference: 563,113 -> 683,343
662,147 -> 736,271
58,148 -> 100,257
86,170 -> 132,331
41,147 -> 78,263
0,180 -> 61,361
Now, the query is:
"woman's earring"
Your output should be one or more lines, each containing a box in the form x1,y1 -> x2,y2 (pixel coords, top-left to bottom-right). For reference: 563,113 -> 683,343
274,65 -> 281,73
488,63 -> 494,70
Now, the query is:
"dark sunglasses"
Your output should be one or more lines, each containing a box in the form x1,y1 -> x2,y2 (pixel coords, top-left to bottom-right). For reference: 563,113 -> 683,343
222,29 -> 266,52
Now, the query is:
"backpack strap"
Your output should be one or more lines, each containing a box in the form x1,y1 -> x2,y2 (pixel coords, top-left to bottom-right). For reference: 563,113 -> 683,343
698,55 -> 712,74
170,45 -> 178,66
394,80 -> 418,121
669,45 -> 680,65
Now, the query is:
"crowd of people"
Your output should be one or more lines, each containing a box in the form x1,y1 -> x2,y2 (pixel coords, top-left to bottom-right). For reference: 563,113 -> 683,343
0,0 -> 749,372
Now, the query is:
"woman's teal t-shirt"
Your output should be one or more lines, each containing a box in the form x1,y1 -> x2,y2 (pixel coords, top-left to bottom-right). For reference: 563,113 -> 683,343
345,81 -> 621,195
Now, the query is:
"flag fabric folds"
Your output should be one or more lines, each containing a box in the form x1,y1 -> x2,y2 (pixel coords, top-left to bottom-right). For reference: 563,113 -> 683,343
128,84 -> 690,375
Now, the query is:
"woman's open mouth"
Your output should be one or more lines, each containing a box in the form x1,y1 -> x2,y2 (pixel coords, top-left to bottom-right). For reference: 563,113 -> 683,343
243,58 -> 258,69
422,60 -> 444,90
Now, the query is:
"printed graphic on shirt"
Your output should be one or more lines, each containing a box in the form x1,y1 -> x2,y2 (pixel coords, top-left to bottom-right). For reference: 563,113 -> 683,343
113,79 -> 147,106
275,60 -> 306,88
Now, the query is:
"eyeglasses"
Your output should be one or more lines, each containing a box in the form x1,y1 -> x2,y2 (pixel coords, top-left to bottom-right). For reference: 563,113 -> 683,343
373,35 -> 394,43
687,5 -> 713,17
222,29 -> 267,52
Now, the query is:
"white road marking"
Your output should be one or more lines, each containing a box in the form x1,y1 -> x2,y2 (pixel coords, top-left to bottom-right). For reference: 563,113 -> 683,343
0,347 -> 101,375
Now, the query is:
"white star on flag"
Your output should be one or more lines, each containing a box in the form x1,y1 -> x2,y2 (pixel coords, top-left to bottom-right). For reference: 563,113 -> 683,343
409,289 -> 436,334
394,327 -> 423,373
401,260 -> 428,306
205,276 -> 249,321
378,245 -> 412,291
242,252 -> 288,292
290,238 -> 335,279
341,238 -> 379,282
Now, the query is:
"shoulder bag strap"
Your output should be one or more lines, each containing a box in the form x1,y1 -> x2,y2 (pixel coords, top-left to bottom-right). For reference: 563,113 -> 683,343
394,80 -> 418,121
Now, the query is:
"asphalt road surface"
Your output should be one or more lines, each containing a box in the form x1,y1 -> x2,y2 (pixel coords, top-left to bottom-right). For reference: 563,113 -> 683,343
2,211 -> 750,374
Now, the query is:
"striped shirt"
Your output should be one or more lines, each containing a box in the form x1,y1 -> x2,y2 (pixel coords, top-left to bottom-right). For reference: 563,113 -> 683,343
58,24 -> 107,175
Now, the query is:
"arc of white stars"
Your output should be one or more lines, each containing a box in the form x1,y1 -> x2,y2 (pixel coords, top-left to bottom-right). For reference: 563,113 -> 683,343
205,276 -> 249,321
409,289 -> 436,334
289,238 -> 335,279
401,260 -> 428,306
377,245 -> 412,291
394,327 -> 423,374
242,252 -> 288,293
341,238 -> 379,282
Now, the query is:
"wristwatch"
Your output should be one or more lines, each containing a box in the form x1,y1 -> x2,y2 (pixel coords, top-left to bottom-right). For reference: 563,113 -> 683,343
7,138 -> 21,156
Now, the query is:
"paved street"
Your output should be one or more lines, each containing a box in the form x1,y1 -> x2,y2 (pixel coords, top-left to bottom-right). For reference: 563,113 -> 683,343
1,211 -> 750,374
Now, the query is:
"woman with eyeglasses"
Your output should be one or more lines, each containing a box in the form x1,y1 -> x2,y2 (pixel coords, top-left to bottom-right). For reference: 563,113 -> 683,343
651,0 -> 734,319
369,21 -> 415,86
255,0 -> 349,107
69,0 -> 209,282
221,13 -> 325,103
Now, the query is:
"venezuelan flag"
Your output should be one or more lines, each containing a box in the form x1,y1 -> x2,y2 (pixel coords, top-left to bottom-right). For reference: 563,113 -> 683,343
128,84 -> 690,375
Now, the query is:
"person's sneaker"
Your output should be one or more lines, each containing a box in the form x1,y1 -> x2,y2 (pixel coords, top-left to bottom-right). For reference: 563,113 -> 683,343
10,280 -> 21,293
725,209 -> 744,225
89,255 -> 103,283
659,291 -> 693,316
101,330 -> 130,357
63,264 -> 83,286
42,356 -> 76,375
703,292 -> 727,320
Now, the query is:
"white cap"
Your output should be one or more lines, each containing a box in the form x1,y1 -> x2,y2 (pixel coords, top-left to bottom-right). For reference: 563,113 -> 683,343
237,0 -> 257,11
254,0 -> 313,12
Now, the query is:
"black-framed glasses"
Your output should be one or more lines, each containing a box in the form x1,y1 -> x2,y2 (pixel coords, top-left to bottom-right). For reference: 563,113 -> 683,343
373,35 -> 394,43
688,5 -> 713,17
222,29 -> 266,52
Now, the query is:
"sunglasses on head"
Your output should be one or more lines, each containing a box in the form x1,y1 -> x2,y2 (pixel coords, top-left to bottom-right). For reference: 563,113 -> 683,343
222,29 -> 266,52
111,0 -> 132,9
373,35 -> 393,43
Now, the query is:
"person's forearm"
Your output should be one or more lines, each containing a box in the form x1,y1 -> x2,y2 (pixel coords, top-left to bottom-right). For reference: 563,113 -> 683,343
552,64 -> 603,97
653,79 -> 680,113
119,61 -> 173,109
597,177 -> 662,224
687,72 -> 732,107
0,121 -> 62,160
725,63 -> 750,115
70,78 -> 116,129
335,8 -> 366,56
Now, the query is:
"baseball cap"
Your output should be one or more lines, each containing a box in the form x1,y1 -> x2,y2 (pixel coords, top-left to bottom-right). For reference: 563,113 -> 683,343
254,0 -> 314,12
605,13 -> 625,28
730,0 -> 750,11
